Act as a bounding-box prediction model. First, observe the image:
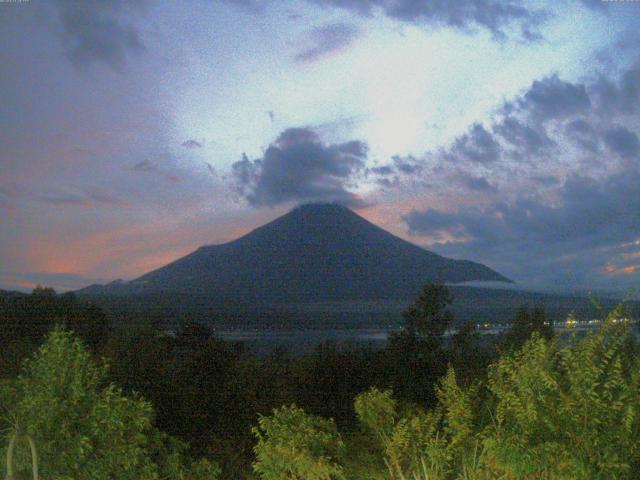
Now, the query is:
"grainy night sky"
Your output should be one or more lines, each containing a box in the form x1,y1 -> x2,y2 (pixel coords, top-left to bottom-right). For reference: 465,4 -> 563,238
1,0 -> 639,294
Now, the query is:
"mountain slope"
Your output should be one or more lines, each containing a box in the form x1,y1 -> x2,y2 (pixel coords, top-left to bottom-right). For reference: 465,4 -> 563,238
80,203 -> 511,302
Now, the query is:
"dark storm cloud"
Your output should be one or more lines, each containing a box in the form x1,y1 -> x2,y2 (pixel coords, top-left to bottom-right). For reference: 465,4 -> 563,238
457,173 -> 498,193
369,165 -> 394,176
494,116 -> 554,156
308,0 -> 546,40
603,126 -> 640,159
438,64 -> 639,174
365,155 -> 425,189
405,208 -> 467,239
564,119 -> 600,153
231,127 -> 367,207
405,171 -> 640,287
516,75 -> 591,120
396,60 -> 640,288
53,0 -> 145,69
295,23 -> 360,63
393,155 -> 423,175
182,139 -> 203,149
593,62 -> 640,115
446,123 -> 501,164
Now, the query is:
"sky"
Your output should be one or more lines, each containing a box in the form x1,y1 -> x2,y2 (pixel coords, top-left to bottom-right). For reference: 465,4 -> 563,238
1,0 -> 639,295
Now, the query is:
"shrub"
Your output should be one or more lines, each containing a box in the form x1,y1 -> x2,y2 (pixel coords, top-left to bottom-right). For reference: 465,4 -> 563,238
252,404 -> 345,480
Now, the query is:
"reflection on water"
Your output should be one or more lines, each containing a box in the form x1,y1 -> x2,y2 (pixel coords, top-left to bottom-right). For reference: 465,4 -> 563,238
215,329 -> 394,356
212,321 -> 620,356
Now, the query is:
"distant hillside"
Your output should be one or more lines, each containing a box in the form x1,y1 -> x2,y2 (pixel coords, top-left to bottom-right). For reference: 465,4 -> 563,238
79,203 -> 510,303
0,289 -> 27,298
76,285 -> 638,331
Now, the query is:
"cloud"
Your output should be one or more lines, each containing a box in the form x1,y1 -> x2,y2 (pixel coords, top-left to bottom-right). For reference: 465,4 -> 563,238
53,0 -> 145,70
391,157 -> 421,176
564,119 -> 600,153
516,74 -> 591,120
593,62 -> 640,115
391,60 -> 640,290
494,116 -> 554,156
457,173 -> 498,193
404,170 -> 640,289
220,0 -> 266,12
231,127 -> 368,207
308,0 -> 546,40
531,175 -> 560,187
181,139 -> 203,149
295,23 -> 360,63
603,126 -> 640,159
446,123 -> 501,164
440,63 -> 637,172
130,160 -> 179,182
580,0 -> 608,9
405,208 -> 468,240
369,165 -> 394,176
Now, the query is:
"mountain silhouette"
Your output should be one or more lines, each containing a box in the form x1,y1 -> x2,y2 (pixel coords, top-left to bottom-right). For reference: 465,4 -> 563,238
80,203 -> 511,302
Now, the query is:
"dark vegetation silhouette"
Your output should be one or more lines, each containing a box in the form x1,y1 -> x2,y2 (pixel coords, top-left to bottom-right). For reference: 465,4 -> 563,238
0,285 -> 638,478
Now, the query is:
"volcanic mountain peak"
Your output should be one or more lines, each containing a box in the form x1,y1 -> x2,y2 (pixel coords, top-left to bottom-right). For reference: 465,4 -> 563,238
80,203 -> 511,301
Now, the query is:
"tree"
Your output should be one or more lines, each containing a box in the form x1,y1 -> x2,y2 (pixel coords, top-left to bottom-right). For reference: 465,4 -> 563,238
354,370 -> 479,480
0,327 -> 220,480
0,327 -> 159,479
503,305 -> 553,351
252,404 -> 345,480
175,319 -> 214,352
354,388 -> 397,450
402,284 -> 454,341
0,288 -> 111,377
385,284 -> 454,405
450,321 -> 489,387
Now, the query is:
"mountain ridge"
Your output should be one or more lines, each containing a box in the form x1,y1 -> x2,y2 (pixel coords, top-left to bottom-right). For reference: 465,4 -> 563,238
78,203 -> 511,301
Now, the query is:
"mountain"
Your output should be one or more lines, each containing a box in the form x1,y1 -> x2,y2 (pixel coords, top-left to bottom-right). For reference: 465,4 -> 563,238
79,203 -> 510,303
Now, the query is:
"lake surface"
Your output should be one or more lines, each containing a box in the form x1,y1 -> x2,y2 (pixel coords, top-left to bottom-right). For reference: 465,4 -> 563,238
215,328 -> 395,355
209,320 -> 620,356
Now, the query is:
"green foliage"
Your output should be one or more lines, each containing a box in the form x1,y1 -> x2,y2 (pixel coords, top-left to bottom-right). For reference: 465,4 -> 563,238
0,327 -> 158,479
485,319 -> 640,478
386,408 -> 444,479
0,327 -> 220,480
353,313 -> 640,480
435,368 -> 475,468
354,369 -> 479,480
354,388 -> 397,449
252,404 -> 345,480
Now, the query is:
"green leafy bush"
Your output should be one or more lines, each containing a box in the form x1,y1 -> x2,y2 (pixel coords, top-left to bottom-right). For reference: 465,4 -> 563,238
485,318 -> 640,478
252,404 -> 345,480
1,327 -> 220,480
354,387 -> 397,450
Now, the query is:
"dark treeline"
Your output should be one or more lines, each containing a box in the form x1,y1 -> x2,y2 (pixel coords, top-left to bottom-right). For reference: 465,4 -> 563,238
0,284 -> 573,478
74,285 -> 635,331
